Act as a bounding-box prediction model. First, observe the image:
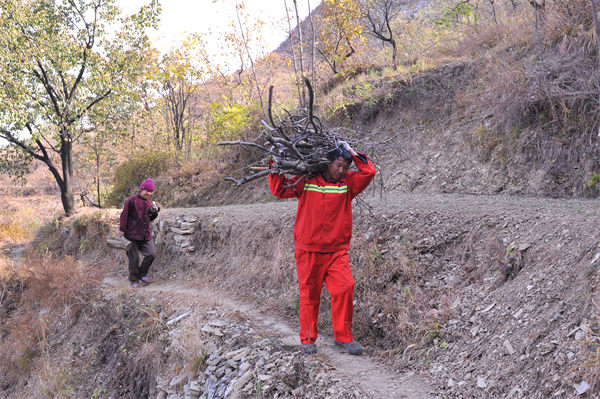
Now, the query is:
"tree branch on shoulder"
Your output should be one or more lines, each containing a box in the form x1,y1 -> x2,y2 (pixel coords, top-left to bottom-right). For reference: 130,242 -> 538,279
218,79 -> 353,185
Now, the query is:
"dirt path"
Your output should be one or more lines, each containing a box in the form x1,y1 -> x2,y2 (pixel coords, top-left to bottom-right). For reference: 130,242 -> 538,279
102,276 -> 433,399
1,243 -> 27,262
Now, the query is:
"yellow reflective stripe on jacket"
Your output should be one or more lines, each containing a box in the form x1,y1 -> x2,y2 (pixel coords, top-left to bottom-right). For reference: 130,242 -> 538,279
304,184 -> 348,193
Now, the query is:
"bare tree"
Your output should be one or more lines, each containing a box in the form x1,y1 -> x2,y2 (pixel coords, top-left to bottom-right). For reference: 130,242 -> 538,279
360,0 -> 402,65
590,0 -> 600,65
487,0 -> 498,24
235,0 -> 265,115
293,0 -> 306,92
506,0 -> 519,9
284,0 -> 304,105
284,0 -> 308,106
308,0 -> 317,85
163,79 -> 193,154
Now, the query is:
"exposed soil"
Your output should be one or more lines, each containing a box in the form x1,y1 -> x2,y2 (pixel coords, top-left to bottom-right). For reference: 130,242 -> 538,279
3,187 -> 600,398
102,276 -> 432,398
67,190 -> 600,398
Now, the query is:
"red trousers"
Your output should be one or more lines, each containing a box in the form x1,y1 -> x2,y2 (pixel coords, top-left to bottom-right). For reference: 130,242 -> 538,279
295,249 -> 355,344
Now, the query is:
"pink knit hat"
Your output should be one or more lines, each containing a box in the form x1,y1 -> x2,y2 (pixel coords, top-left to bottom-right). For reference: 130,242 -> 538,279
139,178 -> 155,191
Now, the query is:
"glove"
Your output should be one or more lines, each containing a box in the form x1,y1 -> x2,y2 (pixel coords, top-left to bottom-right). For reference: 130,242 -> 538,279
338,140 -> 352,152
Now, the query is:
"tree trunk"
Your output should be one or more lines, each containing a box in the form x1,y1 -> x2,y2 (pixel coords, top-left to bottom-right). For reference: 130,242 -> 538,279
106,236 -> 132,250
590,0 -> 600,65
284,0 -> 303,106
307,0 -> 316,86
60,136 -> 75,216
96,150 -> 102,208
292,0 -> 306,106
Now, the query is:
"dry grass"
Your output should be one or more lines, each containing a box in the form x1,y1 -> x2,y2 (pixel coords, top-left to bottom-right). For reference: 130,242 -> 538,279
0,253 -> 98,394
169,317 -> 214,376
351,236 -> 436,355
19,254 -> 99,313
0,196 -> 60,243
0,167 -> 62,244
0,249 -> 172,398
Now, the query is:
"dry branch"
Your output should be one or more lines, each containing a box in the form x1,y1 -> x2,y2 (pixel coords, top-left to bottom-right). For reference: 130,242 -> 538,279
218,79 -> 349,186
106,236 -> 132,251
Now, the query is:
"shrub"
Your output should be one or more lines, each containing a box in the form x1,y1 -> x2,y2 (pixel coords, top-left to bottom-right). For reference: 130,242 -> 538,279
0,206 -> 41,243
206,102 -> 257,144
0,252 -> 170,397
105,152 -> 172,207
0,253 -> 98,392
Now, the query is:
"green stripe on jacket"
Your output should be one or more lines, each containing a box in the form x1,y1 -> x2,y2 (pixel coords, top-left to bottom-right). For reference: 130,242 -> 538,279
304,184 -> 348,193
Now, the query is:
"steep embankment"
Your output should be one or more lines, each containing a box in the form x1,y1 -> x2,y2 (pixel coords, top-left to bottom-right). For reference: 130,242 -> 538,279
163,58 -> 600,211
40,191 -> 600,398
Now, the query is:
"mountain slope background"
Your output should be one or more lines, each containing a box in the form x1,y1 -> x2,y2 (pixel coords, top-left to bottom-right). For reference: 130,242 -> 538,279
2,0 -> 600,398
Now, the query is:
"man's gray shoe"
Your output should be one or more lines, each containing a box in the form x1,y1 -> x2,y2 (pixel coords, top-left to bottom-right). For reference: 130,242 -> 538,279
335,340 -> 363,355
301,343 -> 317,354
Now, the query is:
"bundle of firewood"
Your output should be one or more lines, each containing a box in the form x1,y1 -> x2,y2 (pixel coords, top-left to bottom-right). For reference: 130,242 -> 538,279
218,79 -> 348,186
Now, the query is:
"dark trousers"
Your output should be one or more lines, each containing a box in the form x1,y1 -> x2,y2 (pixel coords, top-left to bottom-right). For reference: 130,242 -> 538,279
127,239 -> 156,282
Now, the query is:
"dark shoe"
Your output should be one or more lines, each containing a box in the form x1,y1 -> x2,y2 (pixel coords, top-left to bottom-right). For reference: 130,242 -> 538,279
300,343 -> 317,354
140,276 -> 151,285
131,282 -> 140,288
335,340 -> 363,355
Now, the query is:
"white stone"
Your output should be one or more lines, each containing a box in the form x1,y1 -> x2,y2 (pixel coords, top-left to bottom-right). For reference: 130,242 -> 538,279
477,377 -> 487,389
166,311 -> 191,326
171,226 -> 195,235
481,303 -> 496,313
201,326 -> 224,336
503,340 -> 515,355
169,375 -> 186,388
574,380 -> 590,395
173,234 -> 191,243
180,222 -> 197,229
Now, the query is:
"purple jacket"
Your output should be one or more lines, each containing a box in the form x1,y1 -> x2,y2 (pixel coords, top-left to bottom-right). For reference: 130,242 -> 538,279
119,194 -> 158,241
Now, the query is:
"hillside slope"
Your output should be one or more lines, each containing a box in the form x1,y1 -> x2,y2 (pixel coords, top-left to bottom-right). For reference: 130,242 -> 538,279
161,53 -> 600,211
20,191 -> 598,398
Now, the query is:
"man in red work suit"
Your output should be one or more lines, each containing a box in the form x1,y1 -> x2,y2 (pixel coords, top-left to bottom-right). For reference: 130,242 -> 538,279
269,141 -> 376,355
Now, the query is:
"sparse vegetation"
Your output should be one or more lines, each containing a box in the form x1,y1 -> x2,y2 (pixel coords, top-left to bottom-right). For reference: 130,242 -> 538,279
2,0 -> 600,397
0,251 -> 171,398
106,152 -> 172,207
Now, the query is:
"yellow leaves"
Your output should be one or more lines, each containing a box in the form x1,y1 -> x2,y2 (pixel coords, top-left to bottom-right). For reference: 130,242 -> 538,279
318,0 -> 365,71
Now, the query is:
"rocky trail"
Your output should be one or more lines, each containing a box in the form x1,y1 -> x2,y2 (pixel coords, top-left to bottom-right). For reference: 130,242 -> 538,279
5,191 -> 600,398
132,191 -> 600,398
102,276 -> 433,399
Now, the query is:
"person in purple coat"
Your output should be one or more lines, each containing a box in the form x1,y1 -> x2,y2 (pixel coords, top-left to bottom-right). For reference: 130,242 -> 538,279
119,178 -> 161,287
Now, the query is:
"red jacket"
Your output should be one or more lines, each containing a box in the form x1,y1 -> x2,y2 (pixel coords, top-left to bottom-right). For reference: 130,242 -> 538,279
269,153 -> 376,252
119,194 -> 158,241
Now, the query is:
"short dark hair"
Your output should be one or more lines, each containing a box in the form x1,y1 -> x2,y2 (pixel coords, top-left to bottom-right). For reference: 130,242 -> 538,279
326,147 -> 353,163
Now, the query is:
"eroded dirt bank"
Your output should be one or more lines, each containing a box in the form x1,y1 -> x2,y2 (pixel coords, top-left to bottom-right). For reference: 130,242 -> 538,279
16,192 -> 600,398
